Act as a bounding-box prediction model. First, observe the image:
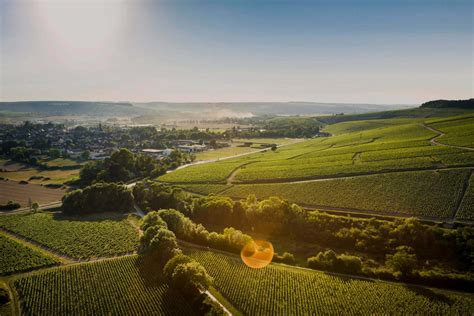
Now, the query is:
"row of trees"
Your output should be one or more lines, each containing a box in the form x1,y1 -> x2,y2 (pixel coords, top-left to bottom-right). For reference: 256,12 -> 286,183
139,213 -> 222,314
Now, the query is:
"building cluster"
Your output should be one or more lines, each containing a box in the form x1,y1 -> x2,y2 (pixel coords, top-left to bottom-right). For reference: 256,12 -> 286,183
0,123 -> 215,161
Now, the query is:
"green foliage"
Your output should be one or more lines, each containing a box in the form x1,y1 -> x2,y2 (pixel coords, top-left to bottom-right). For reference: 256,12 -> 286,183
386,246 -> 418,277
189,249 -> 474,315
170,261 -> 213,297
12,255 -> 194,315
146,229 -> 180,263
163,254 -> 194,282
133,181 -> 191,214
62,182 -> 133,215
0,233 -> 58,275
141,212 -> 168,231
0,213 -> 138,259
152,209 -> 252,253
78,148 -> 181,185
273,252 -> 296,264
0,200 -> 21,211
307,250 -> 362,274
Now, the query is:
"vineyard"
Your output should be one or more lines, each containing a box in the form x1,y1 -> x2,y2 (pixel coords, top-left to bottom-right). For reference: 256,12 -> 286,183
220,169 -> 470,218
429,115 -> 474,148
0,213 -> 138,259
12,255 -> 193,315
187,249 -> 474,315
159,120 -> 474,185
457,173 -> 474,220
0,233 -> 58,275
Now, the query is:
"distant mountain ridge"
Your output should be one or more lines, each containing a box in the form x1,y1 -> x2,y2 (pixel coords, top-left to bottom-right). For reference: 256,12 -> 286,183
0,101 -> 150,117
0,100 -> 413,119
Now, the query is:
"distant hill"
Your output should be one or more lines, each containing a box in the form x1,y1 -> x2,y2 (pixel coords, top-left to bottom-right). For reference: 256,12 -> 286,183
134,101 -> 412,118
317,99 -> 474,125
420,99 -> 473,109
0,101 -> 152,117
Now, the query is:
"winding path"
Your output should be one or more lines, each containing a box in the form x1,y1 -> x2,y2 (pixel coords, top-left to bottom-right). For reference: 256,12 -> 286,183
422,123 -> 474,151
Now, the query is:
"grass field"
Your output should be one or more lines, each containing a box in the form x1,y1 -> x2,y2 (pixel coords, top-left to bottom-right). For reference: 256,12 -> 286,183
11,255 -> 193,315
0,180 -> 66,207
220,169 -> 470,218
0,167 -> 79,185
41,158 -> 83,168
0,213 -> 138,259
0,232 -> 59,275
188,248 -> 474,315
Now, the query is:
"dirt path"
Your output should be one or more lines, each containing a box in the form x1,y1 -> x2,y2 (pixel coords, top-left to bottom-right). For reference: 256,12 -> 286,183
226,162 -> 257,185
422,123 -> 474,151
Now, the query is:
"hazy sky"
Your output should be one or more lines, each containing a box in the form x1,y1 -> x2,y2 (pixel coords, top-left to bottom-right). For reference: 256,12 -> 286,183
1,0 -> 472,104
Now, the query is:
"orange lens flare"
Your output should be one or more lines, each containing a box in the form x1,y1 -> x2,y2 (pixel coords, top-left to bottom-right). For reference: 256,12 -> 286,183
240,239 -> 274,269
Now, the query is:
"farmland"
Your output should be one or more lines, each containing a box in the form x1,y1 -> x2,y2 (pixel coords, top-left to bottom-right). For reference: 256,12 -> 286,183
188,248 -> 474,315
11,255 -> 193,315
218,169 -> 470,219
0,180 -> 66,207
0,232 -> 59,275
159,120 -> 474,185
0,162 -> 79,185
159,115 -> 474,222
0,213 -> 138,259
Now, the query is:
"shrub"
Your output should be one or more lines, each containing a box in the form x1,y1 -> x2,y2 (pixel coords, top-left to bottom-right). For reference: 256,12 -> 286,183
0,288 -> 10,305
386,246 -> 417,277
307,250 -> 362,274
0,201 -> 21,211
274,252 -> 296,264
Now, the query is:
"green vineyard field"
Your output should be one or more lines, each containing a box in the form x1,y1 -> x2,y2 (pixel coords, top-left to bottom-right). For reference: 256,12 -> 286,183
159,120 -> 474,185
12,255 -> 193,315
457,173 -> 474,220
0,232 -> 58,275
0,213 -> 138,259
222,169 -> 470,218
188,249 -> 474,315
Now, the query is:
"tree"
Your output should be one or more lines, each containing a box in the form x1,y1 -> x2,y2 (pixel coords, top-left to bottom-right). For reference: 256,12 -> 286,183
386,246 -> 417,277
141,211 -> 168,231
49,148 -> 61,159
81,150 -> 90,160
170,261 -> 213,297
163,254 -> 194,281
146,228 -> 180,263
31,202 -> 39,213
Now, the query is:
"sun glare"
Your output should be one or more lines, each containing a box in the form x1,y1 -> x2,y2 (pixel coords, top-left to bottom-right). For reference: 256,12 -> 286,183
33,1 -> 127,55
241,240 -> 274,269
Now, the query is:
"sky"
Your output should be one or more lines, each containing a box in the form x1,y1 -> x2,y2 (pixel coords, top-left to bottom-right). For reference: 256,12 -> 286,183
0,0 -> 472,104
